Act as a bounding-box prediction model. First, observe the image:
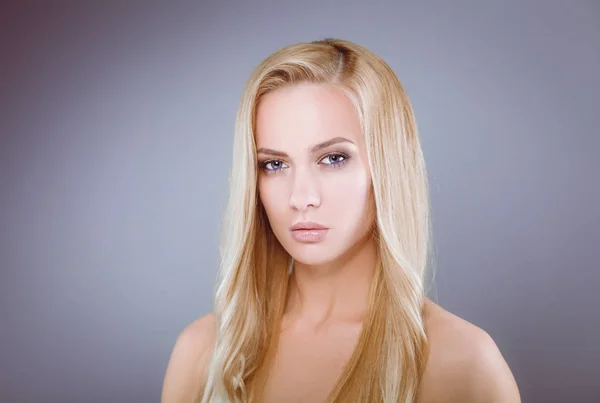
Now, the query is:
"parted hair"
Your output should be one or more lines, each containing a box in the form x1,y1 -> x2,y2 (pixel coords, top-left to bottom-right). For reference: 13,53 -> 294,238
200,38 -> 433,403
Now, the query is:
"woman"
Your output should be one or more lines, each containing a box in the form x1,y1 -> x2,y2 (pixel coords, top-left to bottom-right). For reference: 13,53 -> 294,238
162,38 -> 520,402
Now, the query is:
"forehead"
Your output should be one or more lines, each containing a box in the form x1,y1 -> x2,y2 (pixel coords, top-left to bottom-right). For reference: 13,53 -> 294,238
254,83 -> 363,149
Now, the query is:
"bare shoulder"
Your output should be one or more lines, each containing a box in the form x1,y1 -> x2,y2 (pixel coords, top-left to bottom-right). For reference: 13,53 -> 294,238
161,313 -> 217,403
418,299 -> 521,403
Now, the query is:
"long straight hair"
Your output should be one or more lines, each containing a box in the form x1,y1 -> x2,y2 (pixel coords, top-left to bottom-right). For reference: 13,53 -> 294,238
200,38 -> 434,403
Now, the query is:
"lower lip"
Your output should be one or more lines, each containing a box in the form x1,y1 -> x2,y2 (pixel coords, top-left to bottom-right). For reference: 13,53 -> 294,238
291,229 -> 329,243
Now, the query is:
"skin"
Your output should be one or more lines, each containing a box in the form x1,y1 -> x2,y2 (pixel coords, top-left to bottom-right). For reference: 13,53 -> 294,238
161,83 -> 521,403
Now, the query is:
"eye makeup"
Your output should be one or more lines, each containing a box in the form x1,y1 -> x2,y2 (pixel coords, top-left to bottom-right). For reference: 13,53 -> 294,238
257,151 -> 351,173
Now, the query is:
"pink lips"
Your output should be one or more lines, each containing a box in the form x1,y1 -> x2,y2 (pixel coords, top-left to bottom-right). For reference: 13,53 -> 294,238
290,221 -> 329,243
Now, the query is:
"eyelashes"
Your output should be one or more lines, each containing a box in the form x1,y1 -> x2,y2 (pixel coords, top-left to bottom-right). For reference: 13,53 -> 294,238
258,152 -> 350,174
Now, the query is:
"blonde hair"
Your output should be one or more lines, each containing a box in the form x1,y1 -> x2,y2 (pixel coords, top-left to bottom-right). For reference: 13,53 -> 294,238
201,38 -> 434,403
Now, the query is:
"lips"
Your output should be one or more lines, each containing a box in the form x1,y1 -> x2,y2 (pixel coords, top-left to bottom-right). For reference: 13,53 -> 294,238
290,221 -> 328,231
290,221 -> 329,243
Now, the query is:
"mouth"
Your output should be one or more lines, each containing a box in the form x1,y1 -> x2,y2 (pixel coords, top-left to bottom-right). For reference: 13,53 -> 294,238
290,221 -> 329,243
290,221 -> 328,231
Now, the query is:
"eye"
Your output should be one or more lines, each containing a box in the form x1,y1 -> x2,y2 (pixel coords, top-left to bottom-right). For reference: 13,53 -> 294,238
259,159 -> 288,173
320,153 -> 349,167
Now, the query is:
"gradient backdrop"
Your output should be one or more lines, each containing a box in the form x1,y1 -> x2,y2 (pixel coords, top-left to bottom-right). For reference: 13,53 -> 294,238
1,1 -> 599,402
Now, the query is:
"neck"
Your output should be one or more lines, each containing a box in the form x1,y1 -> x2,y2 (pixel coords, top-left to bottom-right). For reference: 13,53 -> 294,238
283,235 -> 378,331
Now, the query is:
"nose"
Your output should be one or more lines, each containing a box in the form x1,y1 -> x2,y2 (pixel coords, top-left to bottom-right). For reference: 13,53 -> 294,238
289,166 -> 321,211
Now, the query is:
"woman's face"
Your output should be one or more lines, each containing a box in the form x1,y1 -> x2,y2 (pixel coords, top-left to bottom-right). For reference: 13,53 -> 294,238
255,83 -> 376,266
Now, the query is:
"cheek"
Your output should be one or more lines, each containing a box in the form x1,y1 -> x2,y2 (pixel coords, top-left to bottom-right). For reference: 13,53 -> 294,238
325,167 -> 371,211
258,179 -> 287,223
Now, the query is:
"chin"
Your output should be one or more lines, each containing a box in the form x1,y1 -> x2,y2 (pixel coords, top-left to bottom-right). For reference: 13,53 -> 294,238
287,244 -> 339,266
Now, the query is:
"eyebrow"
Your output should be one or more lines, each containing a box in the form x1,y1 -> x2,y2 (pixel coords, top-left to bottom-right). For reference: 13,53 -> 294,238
256,136 -> 355,157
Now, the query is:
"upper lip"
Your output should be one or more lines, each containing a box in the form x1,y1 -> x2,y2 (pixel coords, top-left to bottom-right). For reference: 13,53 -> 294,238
290,221 -> 328,231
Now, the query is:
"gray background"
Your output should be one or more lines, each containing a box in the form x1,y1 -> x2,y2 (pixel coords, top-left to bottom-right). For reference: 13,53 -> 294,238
1,1 -> 599,402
